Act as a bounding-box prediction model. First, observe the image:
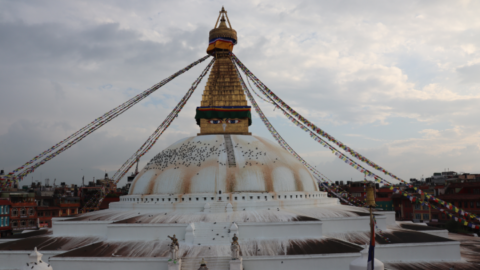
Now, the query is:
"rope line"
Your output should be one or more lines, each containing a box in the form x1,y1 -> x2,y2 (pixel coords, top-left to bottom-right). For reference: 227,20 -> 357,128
232,54 -> 480,229
0,55 -> 211,189
81,57 -> 215,212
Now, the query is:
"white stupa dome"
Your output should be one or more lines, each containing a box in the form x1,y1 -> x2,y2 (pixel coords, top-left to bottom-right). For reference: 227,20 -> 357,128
129,135 -> 319,195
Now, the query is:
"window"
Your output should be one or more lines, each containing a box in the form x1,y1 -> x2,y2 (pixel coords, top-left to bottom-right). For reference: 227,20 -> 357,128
28,208 -> 34,216
189,198 -> 191,201
415,214 -> 421,220
182,198 -> 184,201
12,208 -> 17,216
12,221 -> 18,227
235,197 -> 237,200
423,214 -> 429,220
422,205 -> 429,210
477,202 -> 480,208
470,201 -> 474,208
0,217 -> 3,227
0,206 -> 3,214
20,208 -> 26,216
21,220 -> 26,226
414,204 -> 421,210
473,189 -> 480,194
29,220 -> 35,226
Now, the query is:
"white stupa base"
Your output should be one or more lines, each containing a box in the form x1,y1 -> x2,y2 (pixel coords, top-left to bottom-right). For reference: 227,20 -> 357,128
350,245 -> 384,270
230,257 -> 243,270
168,259 -> 181,270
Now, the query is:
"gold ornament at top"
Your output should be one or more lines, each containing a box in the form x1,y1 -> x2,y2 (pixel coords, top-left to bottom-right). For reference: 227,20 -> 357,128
365,183 -> 376,208
209,7 -> 237,42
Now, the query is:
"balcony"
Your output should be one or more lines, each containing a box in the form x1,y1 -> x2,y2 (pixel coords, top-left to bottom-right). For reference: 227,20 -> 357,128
59,203 -> 80,208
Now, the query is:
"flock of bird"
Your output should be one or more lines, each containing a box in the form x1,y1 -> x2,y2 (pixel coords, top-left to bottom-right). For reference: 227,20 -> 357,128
143,136 -> 280,175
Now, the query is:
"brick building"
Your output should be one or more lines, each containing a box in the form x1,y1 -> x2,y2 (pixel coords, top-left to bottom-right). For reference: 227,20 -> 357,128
35,184 -> 80,228
1,192 -> 38,232
0,199 -> 12,237
430,180 -> 480,225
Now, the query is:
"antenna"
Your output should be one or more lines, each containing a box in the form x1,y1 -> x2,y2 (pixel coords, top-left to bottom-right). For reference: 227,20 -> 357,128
135,158 -> 140,175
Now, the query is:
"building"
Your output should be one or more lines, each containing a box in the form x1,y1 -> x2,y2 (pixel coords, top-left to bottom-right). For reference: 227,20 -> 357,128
0,8 -> 476,270
375,187 -> 394,211
79,173 -> 121,211
0,199 -> 12,237
0,192 -> 38,232
430,179 -> 480,227
333,181 -> 394,211
15,181 -> 81,228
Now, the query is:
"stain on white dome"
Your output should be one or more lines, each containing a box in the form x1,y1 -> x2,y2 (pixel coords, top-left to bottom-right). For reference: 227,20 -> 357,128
129,135 -> 319,195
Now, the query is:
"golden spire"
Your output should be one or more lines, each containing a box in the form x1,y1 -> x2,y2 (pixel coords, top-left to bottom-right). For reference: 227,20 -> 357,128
196,8 -> 251,136
207,7 -> 237,54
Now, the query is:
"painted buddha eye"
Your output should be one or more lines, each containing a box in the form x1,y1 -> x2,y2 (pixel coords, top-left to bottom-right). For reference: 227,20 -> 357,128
209,120 -> 222,124
227,119 -> 240,124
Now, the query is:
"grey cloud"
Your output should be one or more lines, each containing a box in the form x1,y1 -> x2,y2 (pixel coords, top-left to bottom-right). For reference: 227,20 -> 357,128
1,1 -> 480,185
457,63 -> 480,84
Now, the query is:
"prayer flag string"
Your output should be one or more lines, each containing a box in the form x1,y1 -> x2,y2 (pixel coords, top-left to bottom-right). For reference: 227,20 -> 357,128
0,55 -> 211,189
232,53 -> 480,230
81,58 -> 215,211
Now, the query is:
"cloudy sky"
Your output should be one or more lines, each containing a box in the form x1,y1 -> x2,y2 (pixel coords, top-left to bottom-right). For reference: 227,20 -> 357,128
1,0 -> 479,187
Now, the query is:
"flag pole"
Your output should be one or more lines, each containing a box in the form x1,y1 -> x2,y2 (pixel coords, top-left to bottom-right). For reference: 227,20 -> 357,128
366,182 -> 376,270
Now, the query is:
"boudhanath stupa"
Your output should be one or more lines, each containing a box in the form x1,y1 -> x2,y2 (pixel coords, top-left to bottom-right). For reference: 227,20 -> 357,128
1,7 -> 478,270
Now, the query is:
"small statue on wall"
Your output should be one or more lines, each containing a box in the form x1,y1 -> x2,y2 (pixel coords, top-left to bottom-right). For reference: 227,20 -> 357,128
168,234 -> 179,247
168,235 -> 179,261
231,234 -> 240,260
198,258 -> 208,270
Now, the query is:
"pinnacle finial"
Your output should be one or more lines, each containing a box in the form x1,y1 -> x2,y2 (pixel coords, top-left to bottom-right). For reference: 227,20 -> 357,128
207,7 -> 237,55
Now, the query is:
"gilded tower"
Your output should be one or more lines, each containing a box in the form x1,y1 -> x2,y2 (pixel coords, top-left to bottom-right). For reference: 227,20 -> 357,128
195,7 -> 252,135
